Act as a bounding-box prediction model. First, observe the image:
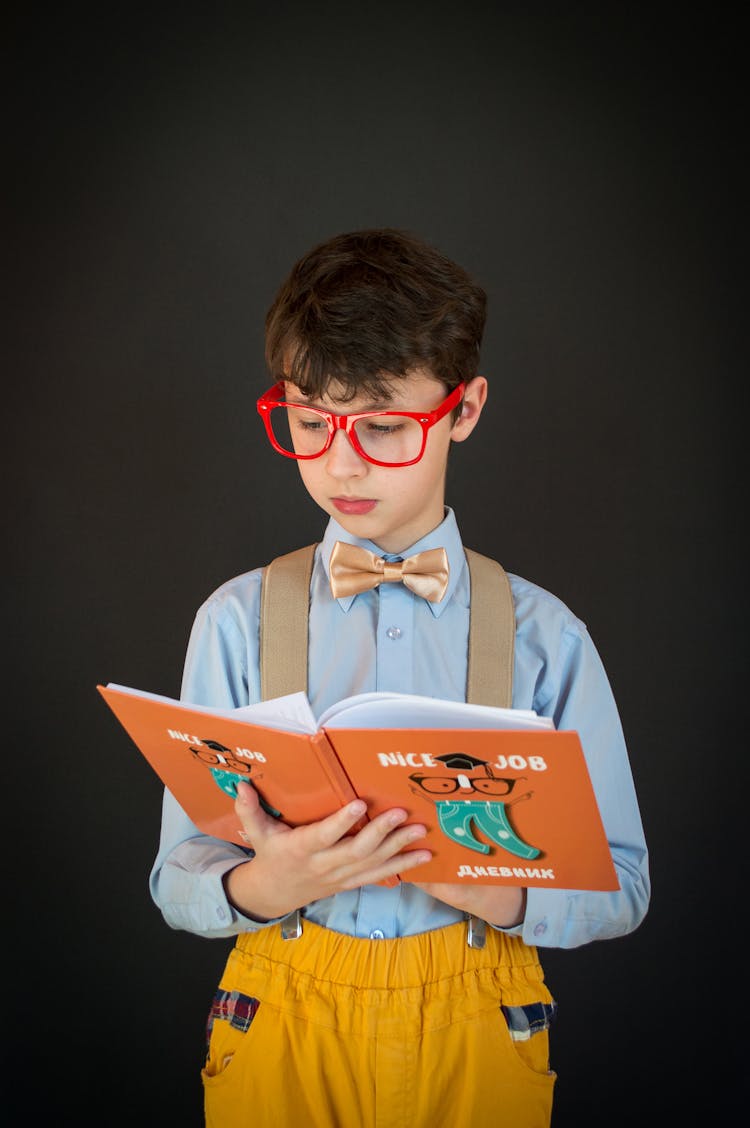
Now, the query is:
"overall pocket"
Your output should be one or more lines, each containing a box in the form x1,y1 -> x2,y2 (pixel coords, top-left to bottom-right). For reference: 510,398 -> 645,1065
500,1000 -> 558,1076
203,989 -> 262,1081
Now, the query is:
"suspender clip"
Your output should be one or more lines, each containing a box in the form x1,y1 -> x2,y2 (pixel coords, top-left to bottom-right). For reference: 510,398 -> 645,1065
280,909 -> 303,939
467,914 -> 486,949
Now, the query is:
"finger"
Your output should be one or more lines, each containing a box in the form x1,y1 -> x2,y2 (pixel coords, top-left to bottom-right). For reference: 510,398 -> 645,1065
339,846 -> 433,890
344,808 -> 422,859
326,818 -> 429,883
234,780 -> 289,842
383,846 -> 433,878
234,779 -> 260,813
301,799 -> 369,849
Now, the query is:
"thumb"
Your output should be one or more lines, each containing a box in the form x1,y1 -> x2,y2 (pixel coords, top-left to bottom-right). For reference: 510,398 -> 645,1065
235,779 -> 289,844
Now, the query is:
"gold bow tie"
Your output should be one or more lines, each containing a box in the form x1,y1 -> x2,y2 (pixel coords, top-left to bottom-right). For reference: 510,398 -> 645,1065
329,541 -> 450,603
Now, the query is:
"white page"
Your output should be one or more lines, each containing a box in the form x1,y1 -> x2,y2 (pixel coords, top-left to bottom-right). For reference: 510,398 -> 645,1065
234,693 -> 318,733
317,691 -> 553,731
105,683 -> 318,734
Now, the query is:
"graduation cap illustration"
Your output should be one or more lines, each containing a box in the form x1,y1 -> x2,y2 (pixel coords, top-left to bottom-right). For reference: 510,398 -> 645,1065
435,752 -> 489,771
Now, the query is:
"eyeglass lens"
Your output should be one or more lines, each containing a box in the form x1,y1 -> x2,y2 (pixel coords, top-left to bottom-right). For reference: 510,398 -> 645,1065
268,405 -> 425,464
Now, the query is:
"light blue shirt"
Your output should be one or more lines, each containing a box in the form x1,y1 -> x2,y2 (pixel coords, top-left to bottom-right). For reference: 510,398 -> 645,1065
150,508 -> 650,948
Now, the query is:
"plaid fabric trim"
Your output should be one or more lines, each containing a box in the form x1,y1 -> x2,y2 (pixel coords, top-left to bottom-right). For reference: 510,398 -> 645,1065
206,989 -> 261,1047
501,1001 -> 558,1042
204,991 -> 553,1046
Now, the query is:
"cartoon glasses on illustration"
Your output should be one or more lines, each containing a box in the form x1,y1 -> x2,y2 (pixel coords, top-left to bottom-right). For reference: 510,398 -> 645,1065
409,772 -> 523,796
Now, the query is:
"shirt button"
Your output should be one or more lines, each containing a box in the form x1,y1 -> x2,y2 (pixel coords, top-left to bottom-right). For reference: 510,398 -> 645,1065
369,929 -> 385,940
385,626 -> 402,640
533,921 -> 547,937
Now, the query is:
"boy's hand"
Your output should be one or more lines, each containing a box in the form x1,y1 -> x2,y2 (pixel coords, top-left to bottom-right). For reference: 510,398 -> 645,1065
411,881 -> 527,929
224,781 -> 432,921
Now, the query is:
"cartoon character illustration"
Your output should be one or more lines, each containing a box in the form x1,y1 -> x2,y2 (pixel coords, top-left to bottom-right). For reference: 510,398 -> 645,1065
189,739 -> 282,818
409,751 -> 540,860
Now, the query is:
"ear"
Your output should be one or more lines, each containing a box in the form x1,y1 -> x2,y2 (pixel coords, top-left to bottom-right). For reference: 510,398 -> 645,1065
450,376 -> 488,442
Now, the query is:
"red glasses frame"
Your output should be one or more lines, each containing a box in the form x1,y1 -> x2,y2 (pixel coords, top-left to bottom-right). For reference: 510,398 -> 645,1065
256,380 -> 466,467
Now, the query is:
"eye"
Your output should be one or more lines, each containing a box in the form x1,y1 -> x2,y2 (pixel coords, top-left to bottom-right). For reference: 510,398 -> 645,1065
362,419 -> 406,436
288,410 -> 327,432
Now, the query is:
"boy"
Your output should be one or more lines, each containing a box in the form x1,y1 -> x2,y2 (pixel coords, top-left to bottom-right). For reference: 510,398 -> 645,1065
150,228 -> 650,1127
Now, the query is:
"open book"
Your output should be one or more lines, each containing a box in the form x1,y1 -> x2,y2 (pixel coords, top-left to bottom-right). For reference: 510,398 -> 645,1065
97,683 -> 618,891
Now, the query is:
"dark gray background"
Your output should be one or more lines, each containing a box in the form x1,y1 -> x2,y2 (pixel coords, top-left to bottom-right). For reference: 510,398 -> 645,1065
5,6 -> 742,1124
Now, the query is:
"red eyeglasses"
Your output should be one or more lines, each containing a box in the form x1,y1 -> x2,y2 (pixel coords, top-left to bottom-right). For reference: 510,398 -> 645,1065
256,380 -> 465,467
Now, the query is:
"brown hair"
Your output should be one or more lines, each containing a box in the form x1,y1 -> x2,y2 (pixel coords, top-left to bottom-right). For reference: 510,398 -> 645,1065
264,228 -> 487,400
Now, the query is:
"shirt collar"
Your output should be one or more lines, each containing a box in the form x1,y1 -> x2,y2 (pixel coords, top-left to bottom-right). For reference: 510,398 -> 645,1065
320,507 -> 466,618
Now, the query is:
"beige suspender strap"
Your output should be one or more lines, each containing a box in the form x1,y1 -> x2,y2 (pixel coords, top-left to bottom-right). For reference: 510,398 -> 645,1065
259,543 -> 318,700
464,548 -> 515,708
259,543 -> 515,707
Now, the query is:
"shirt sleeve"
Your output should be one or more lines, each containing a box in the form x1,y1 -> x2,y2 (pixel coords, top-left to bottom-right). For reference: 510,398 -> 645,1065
507,605 -> 650,949
148,571 -> 281,937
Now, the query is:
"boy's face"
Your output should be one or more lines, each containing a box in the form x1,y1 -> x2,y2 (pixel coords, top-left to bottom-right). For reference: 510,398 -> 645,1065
284,369 -> 487,554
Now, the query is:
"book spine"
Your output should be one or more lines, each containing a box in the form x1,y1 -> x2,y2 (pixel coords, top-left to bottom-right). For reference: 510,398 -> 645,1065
310,732 -> 360,809
314,732 -> 398,887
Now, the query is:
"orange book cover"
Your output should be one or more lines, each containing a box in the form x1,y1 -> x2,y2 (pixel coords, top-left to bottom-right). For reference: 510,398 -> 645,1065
98,684 -> 618,890
326,727 -> 618,890
97,685 -> 359,846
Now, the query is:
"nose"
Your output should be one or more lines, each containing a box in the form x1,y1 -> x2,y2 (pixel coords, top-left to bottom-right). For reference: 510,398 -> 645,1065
324,429 -> 368,478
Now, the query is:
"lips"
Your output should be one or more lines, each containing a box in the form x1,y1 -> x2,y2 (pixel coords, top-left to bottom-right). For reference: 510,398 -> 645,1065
332,497 -> 378,515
